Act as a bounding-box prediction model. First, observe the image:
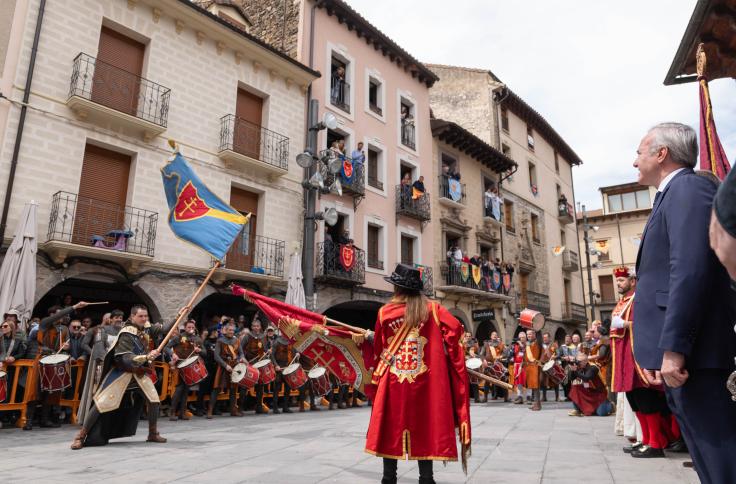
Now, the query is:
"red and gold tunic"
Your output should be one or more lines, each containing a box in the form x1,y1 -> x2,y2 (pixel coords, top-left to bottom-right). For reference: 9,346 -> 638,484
524,341 -> 542,389
610,292 -> 647,392
365,301 -> 471,462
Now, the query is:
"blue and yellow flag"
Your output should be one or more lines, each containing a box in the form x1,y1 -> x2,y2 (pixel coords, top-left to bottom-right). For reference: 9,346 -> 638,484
161,152 -> 249,261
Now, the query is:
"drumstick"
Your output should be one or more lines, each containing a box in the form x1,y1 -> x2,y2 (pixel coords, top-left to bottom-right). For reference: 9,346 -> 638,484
467,368 -> 514,391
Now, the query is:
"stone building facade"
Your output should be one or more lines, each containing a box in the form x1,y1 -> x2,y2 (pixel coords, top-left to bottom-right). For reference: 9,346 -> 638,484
0,0 -> 317,323
428,64 -> 587,343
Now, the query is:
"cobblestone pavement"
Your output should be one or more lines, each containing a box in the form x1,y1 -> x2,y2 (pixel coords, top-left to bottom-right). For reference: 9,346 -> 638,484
0,401 -> 698,483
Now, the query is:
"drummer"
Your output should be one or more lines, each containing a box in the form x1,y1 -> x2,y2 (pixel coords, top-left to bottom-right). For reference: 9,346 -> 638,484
297,354 -> 320,412
270,331 -> 297,414
525,329 -> 543,411
479,331 -> 505,402
539,332 -> 559,402
166,320 -> 205,421
208,321 -> 243,418
24,301 -> 90,430
239,316 -> 268,415
463,332 -> 482,403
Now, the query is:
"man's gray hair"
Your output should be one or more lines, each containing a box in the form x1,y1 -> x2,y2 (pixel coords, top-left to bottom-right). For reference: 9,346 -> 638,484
648,122 -> 698,168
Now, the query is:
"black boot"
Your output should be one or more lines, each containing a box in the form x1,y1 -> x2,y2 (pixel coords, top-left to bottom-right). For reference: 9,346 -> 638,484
40,405 -> 60,428
23,404 -> 35,430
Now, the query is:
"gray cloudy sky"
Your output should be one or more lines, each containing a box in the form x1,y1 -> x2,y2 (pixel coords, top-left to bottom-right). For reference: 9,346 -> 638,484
348,0 -> 736,209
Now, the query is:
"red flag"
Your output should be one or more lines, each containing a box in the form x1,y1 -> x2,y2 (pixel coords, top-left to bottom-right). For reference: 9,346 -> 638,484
232,285 -> 373,391
698,48 -> 731,180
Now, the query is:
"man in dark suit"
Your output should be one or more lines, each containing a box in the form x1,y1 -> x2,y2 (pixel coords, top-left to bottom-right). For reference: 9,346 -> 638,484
633,122 -> 736,483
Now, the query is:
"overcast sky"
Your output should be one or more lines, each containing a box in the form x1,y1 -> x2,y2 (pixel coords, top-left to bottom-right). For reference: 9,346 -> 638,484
348,0 -> 736,209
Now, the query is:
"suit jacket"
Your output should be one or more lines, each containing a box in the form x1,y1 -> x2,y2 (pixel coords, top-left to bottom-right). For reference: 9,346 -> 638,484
634,168 -> 736,370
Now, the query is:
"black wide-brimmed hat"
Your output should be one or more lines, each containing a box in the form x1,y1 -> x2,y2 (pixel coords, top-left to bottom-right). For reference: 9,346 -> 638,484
384,263 -> 424,292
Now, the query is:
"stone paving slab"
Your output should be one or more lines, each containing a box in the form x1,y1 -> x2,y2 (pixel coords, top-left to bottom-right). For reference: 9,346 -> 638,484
0,401 -> 698,483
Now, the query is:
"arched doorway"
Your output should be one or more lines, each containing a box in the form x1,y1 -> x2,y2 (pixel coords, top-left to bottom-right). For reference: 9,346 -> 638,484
474,320 -> 498,344
190,292 -> 257,332
554,327 -> 567,346
33,277 -> 161,324
448,308 -> 471,333
323,300 -> 383,331
572,329 -> 582,339
512,325 -> 528,341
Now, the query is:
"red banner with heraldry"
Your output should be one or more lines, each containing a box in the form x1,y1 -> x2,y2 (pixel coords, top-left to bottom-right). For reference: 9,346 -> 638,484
339,244 -> 356,271
232,285 -> 372,391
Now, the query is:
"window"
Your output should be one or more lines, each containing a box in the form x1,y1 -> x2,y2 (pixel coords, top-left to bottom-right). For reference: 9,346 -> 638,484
501,108 -> 509,132
228,187 -> 260,272
560,230 -> 566,247
554,151 -> 560,174
440,153 -> 459,200
607,189 -> 651,213
330,55 -> 350,113
483,177 -> 502,220
556,183 -> 562,201
528,161 -> 537,195
595,239 -> 610,262
400,234 -> 416,265
598,275 -> 615,303
504,200 -> 515,233
400,98 -> 416,149
368,77 -> 382,116
367,224 -> 383,270
531,213 -> 540,243
527,125 -> 535,151
367,145 -> 383,190
501,143 -> 511,157
326,128 -> 350,155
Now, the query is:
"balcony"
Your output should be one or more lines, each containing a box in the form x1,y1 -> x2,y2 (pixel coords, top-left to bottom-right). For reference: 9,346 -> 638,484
438,176 -> 466,209
516,290 -> 551,315
330,77 -> 350,113
320,156 -> 365,208
42,191 -> 157,269
218,114 -> 289,178
437,263 -> 512,302
315,242 -> 365,286
558,200 -> 574,224
561,302 -> 588,323
561,248 -> 579,272
67,53 -> 170,141
218,235 -> 285,281
401,123 -> 416,150
395,185 -> 431,226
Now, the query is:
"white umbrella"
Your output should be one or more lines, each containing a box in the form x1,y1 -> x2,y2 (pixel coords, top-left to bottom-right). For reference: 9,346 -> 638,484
284,249 -> 306,309
0,202 -> 38,327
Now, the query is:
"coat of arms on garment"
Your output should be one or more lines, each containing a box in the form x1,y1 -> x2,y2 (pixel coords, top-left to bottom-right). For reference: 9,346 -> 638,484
390,327 -> 428,383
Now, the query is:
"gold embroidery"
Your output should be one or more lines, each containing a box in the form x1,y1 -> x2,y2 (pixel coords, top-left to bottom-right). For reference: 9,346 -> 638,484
389,327 -> 428,383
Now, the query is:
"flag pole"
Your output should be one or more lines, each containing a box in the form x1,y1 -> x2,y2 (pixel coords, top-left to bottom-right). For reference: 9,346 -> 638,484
157,260 -> 221,353
324,317 -> 368,335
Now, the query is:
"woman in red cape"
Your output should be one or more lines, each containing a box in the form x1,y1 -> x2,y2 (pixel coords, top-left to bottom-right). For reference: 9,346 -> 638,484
365,264 -> 471,484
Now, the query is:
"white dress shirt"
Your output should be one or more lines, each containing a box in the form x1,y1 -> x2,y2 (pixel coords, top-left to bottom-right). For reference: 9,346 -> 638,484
657,167 -> 687,193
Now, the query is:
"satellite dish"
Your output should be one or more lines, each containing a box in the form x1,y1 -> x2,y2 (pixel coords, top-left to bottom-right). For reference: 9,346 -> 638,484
323,207 -> 338,226
296,151 -> 315,168
330,178 -> 343,196
328,157 -> 342,174
323,112 -> 338,130
309,170 -> 324,189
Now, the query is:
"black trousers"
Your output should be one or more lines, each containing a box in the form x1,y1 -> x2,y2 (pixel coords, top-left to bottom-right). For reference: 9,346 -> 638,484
170,381 -> 191,416
626,387 -> 669,415
271,373 -> 291,411
665,369 -> 736,484
382,458 -> 433,482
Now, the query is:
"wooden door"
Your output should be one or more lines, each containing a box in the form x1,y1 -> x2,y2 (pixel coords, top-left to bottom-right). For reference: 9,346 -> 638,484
73,144 -> 131,247
228,187 -> 258,271
92,26 -> 145,117
234,89 -> 263,160
563,280 -> 571,316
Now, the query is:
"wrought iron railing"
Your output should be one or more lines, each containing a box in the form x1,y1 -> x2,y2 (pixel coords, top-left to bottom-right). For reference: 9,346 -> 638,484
320,156 -> 365,196
438,176 -> 466,204
47,191 -> 157,257
68,53 -> 170,127
558,200 -> 574,222
516,291 -> 551,315
440,263 -> 506,295
219,114 -> 289,170
395,185 -> 430,221
401,122 -> 416,149
315,241 -> 365,285
561,302 -> 587,322
223,234 -> 285,277
562,249 -> 579,272
330,77 -> 350,113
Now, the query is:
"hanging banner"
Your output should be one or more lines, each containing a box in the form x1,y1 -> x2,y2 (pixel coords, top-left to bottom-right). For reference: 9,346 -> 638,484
339,244 -> 355,271
448,178 -> 462,202
471,265 -> 481,285
552,245 -> 565,256
502,273 -> 512,294
459,263 -> 470,282
492,269 -> 502,290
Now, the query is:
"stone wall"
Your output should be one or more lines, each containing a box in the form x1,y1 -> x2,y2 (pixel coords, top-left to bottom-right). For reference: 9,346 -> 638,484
242,0 -> 300,59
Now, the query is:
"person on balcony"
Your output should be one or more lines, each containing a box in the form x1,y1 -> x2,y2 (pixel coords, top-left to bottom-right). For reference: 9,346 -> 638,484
351,142 -> 365,183
330,65 -> 346,106
558,193 -> 569,215
412,175 -> 426,200
400,173 -> 412,208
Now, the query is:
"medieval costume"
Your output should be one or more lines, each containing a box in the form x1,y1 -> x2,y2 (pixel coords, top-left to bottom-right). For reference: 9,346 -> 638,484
270,335 -> 295,414
524,334 -> 542,411
209,332 -> 243,417
540,338 -> 559,402
165,329 -> 205,421
365,264 -> 471,484
240,328 -> 266,413
568,356 -> 609,416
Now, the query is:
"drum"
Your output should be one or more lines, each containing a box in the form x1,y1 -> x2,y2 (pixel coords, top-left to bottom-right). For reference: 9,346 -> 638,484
253,359 -> 276,385
308,366 -> 331,397
543,360 -> 566,386
519,308 -> 545,331
177,356 -> 208,386
39,354 -> 71,392
466,357 -> 483,384
283,363 -> 308,390
231,362 -> 260,389
486,360 -> 508,381
0,371 -> 6,403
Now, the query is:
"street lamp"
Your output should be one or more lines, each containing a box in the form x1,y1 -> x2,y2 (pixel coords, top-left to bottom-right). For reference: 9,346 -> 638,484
580,204 -> 601,322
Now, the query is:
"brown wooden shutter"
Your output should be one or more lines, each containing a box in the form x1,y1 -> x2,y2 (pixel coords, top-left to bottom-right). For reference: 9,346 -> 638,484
233,89 -> 263,159
598,275 -> 615,303
92,26 -> 145,116
401,235 -> 413,265
367,225 -> 379,266
227,187 -> 259,271
73,144 -> 131,246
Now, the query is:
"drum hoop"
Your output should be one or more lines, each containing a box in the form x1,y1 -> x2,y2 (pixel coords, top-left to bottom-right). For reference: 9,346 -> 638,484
542,360 -> 556,371
41,354 -> 70,364
253,360 -> 272,369
283,363 -> 301,375
177,356 -> 199,368
466,357 -> 482,370
308,367 -> 326,378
